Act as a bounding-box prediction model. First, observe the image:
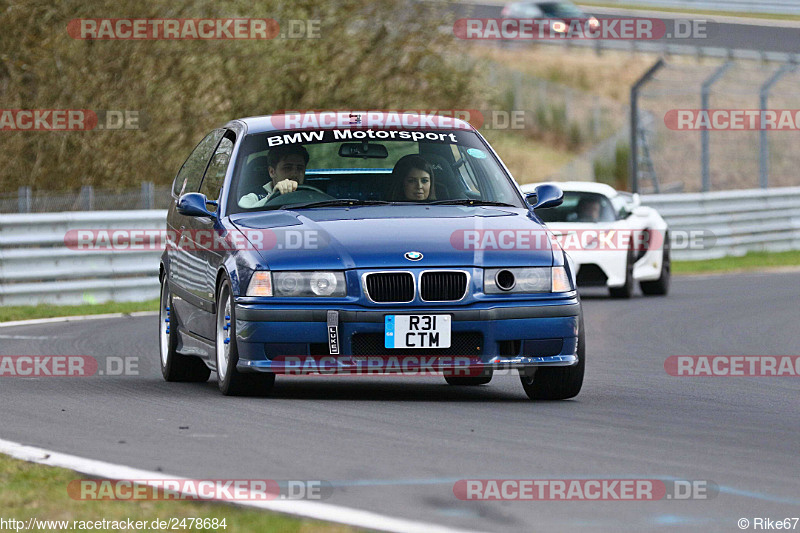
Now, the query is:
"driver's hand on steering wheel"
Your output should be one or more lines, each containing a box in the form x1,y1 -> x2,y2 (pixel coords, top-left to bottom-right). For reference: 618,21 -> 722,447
274,179 -> 299,194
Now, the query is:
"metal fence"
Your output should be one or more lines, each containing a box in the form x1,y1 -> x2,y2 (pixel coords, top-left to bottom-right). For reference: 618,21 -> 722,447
642,186 -> 800,260
0,183 -> 173,214
1,192 -> 798,306
631,57 -> 800,193
0,210 -> 165,306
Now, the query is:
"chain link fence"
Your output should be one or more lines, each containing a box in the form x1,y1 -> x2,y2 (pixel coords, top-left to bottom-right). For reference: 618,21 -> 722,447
0,183 -> 172,213
634,58 -> 800,193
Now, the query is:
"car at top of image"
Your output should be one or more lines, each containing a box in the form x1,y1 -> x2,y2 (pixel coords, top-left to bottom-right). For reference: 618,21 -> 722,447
159,112 -> 584,400
501,1 -> 599,33
521,181 -> 671,298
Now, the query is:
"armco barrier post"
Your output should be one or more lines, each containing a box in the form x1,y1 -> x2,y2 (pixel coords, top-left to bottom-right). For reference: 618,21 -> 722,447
141,181 -> 155,209
80,186 -> 94,211
17,187 -> 32,213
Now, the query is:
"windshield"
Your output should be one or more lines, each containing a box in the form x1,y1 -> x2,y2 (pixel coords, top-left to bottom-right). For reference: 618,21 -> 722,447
536,2 -> 585,17
535,191 -> 616,223
227,128 -> 526,213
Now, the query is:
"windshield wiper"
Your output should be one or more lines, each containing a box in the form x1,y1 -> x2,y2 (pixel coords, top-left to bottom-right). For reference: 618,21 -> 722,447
281,199 -> 391,210
428,199 -> 517,207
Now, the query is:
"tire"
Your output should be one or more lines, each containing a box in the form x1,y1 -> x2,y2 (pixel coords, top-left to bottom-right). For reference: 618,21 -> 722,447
159,276 -> 210,382
519,316 -> 585,400
640,231 -> 671,296
444,367 -> 493,386
216,278 -> 275,396
608,248 -> 634,299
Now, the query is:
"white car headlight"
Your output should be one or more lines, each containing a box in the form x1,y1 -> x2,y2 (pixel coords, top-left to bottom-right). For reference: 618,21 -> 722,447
248,271 -> 346,297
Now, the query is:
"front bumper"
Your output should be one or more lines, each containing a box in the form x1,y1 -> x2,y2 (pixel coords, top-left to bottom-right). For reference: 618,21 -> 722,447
233,298 -> 581,374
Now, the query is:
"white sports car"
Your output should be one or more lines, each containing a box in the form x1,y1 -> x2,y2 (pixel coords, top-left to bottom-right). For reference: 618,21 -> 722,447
521,182 -> 671,298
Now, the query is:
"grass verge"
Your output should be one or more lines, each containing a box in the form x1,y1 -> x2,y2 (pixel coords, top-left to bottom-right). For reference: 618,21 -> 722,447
471,44 -> 655,102
673,250 -> 800,275
481,130 -> 577,183
0,300 -> 160,323
0,453 -> 357,533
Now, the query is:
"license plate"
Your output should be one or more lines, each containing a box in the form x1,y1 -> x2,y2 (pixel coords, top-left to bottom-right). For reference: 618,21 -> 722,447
385,315 -> 451,349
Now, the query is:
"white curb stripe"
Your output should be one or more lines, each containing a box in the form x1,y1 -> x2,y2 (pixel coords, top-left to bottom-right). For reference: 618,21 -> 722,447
0,438 -> 481,533
0,311 -> 157,329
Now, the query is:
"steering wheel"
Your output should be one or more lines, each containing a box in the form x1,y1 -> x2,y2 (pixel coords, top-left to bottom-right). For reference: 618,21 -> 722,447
264,184 -> 328,203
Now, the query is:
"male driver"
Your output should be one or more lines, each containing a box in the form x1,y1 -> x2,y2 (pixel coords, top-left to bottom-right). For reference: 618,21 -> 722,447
575,197 -> 602,223
239,145 -> 309,208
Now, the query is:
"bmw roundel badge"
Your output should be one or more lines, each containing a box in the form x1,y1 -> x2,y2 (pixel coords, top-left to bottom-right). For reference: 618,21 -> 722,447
404,251 -> 423,261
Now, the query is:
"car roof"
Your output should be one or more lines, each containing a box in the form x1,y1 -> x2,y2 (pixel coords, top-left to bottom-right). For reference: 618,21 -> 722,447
225,112 -> 477,135
522,181 -> 618,197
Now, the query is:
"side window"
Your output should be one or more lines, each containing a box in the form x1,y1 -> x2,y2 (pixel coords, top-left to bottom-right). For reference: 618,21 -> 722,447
199,134 -> 234,210
172,130 -> 224,197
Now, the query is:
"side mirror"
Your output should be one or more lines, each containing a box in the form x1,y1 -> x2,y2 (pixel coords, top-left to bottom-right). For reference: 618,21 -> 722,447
631,206 -> 650,217
177,192 -> 214,217
527,184 -> 563,210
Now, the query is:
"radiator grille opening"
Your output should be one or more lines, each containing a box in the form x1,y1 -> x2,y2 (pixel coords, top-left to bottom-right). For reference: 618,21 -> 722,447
364,272 -> 415,303
420,271 -> 468,301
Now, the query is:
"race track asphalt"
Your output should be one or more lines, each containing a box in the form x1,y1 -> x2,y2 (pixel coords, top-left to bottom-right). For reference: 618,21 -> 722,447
453,2 -> 800,54
1,271 -> 798,532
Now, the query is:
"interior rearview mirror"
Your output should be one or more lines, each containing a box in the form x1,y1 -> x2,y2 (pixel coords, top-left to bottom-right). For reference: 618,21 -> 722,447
338,143 -> 389,158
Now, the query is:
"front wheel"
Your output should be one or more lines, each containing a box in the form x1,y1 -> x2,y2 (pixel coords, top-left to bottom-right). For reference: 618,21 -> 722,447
519,317 -> 585,400
216,278 -> 275,396
609,248 -> 634,299
159,276 -> 210,382
640,231 -> 671,296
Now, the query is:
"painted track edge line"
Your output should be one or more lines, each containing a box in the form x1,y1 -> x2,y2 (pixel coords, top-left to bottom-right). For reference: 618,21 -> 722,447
0,437 -> 483,533
0,311 -> 158,328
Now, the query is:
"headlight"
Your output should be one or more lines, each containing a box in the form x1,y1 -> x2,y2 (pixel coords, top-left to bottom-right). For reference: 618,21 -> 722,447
247,271 -> 346,297
484,267 -> 572,294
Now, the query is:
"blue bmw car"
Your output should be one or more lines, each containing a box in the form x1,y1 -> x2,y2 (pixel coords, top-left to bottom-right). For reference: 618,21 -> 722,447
159,112 -> 584,399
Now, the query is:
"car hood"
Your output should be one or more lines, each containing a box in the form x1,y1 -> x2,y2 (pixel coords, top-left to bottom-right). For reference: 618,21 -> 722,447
229,205 -> 555,270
